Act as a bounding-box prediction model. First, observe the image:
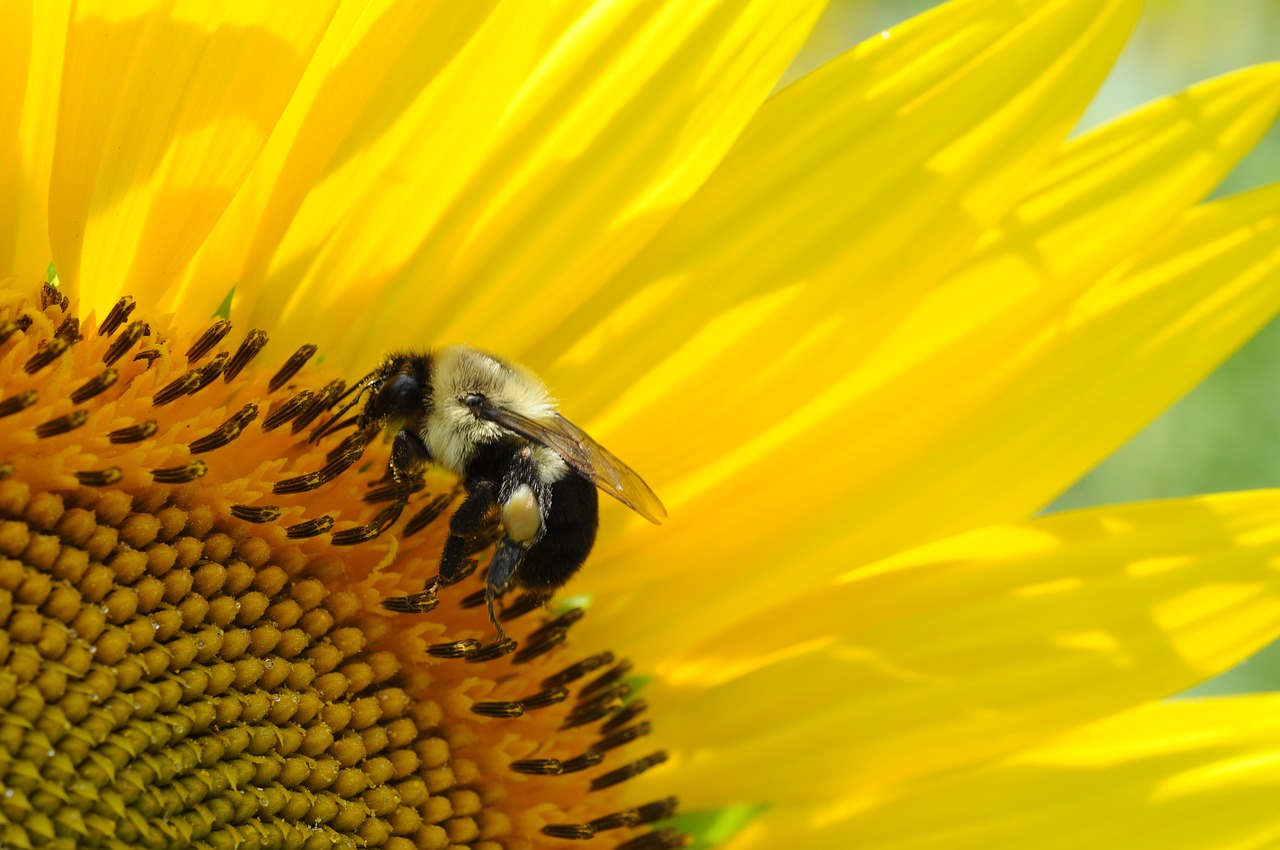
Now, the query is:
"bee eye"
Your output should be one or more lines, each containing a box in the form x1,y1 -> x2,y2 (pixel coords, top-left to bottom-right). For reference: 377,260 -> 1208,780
462,393 -> 486,409
370,373 -> 420,418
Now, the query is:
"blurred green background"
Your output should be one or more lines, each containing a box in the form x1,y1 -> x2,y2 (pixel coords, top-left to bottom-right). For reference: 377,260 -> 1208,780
793,1 -> 1280,693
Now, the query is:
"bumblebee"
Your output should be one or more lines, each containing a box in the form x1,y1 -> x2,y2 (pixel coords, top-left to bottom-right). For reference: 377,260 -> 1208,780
316,345 -> 665,637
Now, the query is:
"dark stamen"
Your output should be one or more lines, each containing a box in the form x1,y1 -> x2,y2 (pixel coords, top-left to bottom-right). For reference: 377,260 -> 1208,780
189,351 -> 229,393
403,493 -> 453,535
561,751 -> 605,773
589,751 -> 669,792
563,685 -> 631,730
369,499 -> 407,530
291,379 -> 345,433
459,589 -> 487,609
41,282 -> 68,311
577,681 -> 632,712
579,660 -> 634,700
471,701 -> 524,719
466,638 -> 517,663
75,468 -> 122,487
261,391 -> 313,431
324,430 -> 367,463
543,652 -> 615,689
511,759 -> 565,776
151,370 -> 201,406
98,297 -> 136,336
309,385 -> 369,444
54,315 -> 81,342
268,344 -> 318,392
311,413 -> 358,441
592,722 -> 652,753
319,435 -> 365,479
426,639 -> 480,659
70,368 -> 119,403
601,699 -> 649,735
0,390 -> 37,419
546,803 -> 683,847
633,798 -> 679,826
378,588 -> 440,614
133,348 -> 162,367
108,420 -> 158,444
189,403 -> 259,453
224,329 -> 268,382
0,463 -> 12,480
151,460 -> 208,484
0,318 -> 30,346
562,698 -> 626,731
277,437 -> 374,497
529,608 -> 585,644
510,751 -> 603,777
186,319 -> 232,362
284,515 -> 335,539
587,812 -> 639,832
36,410 -> 88,438
500,594 -> 548,622
102,321 -> 145,365
273,471 -> 325,495
363,478 -> 426,504
616,828 -> 689,850
542,824 -> 596,840
518,687 -> 569,710
513,628 -> 567,665
24,337 -> 69,374
332,524 -> 386,547
230,505 -> 281,523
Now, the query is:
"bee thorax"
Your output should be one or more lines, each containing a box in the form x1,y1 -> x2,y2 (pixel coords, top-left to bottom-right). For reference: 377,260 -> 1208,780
502,484 -> 542,543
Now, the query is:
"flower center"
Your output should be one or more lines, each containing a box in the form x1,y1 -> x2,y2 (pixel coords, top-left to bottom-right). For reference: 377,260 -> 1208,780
0,283 -> 686,849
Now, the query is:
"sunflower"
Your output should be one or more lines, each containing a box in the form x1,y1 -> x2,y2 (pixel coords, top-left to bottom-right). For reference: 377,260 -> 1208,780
3,0 -> 1280,849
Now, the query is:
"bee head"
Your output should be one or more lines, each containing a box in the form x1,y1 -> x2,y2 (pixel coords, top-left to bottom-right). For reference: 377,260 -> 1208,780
425,346 -> 558,472
367,371 -> 424,424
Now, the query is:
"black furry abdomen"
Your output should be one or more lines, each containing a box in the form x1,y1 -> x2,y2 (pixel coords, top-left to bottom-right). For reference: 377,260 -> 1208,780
517,473 -> 599,592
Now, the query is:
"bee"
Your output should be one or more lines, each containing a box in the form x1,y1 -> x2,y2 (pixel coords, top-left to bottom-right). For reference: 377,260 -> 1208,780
314,345 -> 665,639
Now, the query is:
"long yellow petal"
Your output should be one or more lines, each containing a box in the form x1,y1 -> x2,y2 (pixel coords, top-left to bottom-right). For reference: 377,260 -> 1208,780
544,0 -> 1141,419
580,108 -> 1280,663
623,490 -> 1280,805
333,0 -> 825,364
0,0 -> 70,283
733,694 -> 1280,850
163,0 -> 504,324
170,0 -> 823,360
49,1 -> 338,316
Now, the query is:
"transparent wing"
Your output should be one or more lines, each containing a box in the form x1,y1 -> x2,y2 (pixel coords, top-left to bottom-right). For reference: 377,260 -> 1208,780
477,406 -> 666,523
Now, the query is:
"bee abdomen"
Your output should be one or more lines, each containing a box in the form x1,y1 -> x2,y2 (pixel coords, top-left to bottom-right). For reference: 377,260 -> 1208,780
517,474 -> 598,592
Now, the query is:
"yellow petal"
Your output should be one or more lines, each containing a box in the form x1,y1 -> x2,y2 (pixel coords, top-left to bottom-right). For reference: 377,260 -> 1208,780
0,0 -> 70,283
544,0 -> 1142,419
625,490 -> 1280,805
580,122 -> 1280,663
49,1 -> 338,316
734,694 -> 1280,850
164,0 -> 505,324
335,0 -> 826,363
171,0 -> 823,359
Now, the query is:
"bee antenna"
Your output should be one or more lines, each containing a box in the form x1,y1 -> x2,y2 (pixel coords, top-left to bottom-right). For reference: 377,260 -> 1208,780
310,371 -> 378,444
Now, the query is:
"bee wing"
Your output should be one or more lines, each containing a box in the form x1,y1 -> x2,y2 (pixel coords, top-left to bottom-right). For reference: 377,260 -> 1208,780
477,406 -> 667,524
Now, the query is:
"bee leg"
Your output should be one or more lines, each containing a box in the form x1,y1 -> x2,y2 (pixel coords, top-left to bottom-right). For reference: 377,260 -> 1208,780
484,537 -> 526,644
371,428 -> 430,531
388,428 -> 430,497
336,428 -> 429,549
439,479 -> 499,587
